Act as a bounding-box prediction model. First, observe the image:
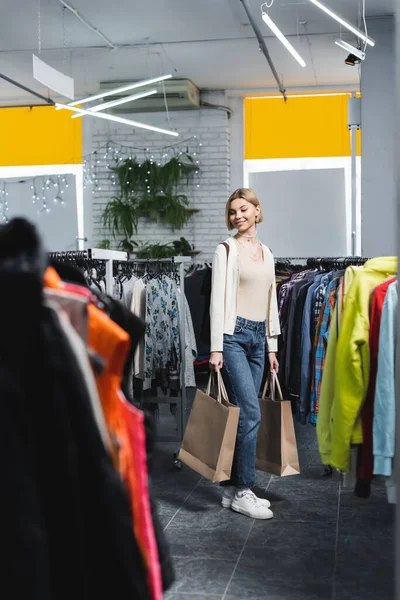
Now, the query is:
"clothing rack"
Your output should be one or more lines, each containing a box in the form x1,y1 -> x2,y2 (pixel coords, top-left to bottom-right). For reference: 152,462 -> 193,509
48,248 -> 128,292
49,250 -> 192,445
126,256 -> 191,444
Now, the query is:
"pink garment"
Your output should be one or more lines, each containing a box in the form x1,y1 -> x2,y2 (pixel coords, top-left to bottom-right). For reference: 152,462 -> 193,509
119,393 -> 162,600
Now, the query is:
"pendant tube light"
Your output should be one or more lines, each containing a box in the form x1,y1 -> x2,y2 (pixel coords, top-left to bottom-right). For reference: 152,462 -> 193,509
335,39 -> 366,61
71,89 -> 158,118
261,11 -> 306,68
55,103 -> 179,136
56,73 -> 173,109
308,0 -> 375,47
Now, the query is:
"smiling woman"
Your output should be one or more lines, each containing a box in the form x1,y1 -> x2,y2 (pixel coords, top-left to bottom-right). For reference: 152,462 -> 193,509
208,186 -> 280,520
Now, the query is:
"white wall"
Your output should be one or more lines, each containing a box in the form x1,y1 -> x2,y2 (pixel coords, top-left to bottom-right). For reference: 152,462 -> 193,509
88,91 -> 231,261
361,16 -> 396,256
0,175 -> 78,251
249,167 -> 348,257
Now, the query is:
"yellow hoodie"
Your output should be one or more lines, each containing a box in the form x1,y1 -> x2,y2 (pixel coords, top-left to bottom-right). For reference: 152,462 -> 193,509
317,266 -> 360,465
328,257 -> 397,471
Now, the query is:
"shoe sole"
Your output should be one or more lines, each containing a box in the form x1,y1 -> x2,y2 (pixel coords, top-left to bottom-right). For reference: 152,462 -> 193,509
222,498 -> 271,509
231,502 -> 274,520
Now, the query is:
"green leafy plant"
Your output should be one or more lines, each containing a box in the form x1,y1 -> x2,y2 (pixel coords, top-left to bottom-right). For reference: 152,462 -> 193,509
133,237 -> 194,259
98,239 -> 110,249
102,196 -> 140,239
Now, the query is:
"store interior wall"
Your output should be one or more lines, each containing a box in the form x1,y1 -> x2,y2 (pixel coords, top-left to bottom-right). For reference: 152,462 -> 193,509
361,16 -> 396,256
88,91 -> 230,260
250,167 -> 348,257
4,177 -> 78,251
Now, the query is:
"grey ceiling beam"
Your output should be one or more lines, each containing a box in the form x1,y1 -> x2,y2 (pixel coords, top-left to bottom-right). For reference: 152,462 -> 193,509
239,0 -> 287,101
0,73 -> 54,105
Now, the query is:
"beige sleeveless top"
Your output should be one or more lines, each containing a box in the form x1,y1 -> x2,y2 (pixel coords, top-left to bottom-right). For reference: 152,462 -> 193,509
236,240 -> 273,322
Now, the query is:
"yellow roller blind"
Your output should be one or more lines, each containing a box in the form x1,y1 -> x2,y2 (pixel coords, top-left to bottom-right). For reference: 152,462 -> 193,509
244,95 -> 361,160
0,106 -> 82,166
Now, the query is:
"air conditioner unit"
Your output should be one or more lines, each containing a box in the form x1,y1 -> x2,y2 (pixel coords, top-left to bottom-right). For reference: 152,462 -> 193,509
97,78 -> 200,113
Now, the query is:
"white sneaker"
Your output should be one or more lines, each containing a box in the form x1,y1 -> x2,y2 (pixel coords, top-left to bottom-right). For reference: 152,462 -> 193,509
221,486 -> 271,509
231,489 -> 274,520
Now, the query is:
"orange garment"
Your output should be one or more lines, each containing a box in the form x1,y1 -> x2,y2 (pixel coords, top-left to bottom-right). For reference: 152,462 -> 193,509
44,267 -> 162,600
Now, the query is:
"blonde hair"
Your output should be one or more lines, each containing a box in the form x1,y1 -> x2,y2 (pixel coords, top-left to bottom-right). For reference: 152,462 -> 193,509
225,188 -> 263,231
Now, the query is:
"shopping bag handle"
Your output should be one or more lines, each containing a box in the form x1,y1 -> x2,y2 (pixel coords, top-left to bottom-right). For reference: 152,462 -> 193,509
206,371 -> 229,404
270,372 -> 284,401
261,371 -> 284,401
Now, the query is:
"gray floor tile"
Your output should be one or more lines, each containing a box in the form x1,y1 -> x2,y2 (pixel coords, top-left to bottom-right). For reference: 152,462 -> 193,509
155,496 -> 182,529
335,532 -> 394,599
165,523 -> 249,561
166,557 -> 236,596
224,587 -> 331,600
226,522 -> 334,598
227,550 -> 333,599
265,468 -> 339,523
246,519 -> 336,551
165,594 -> 222,600
339,484 -> 395,536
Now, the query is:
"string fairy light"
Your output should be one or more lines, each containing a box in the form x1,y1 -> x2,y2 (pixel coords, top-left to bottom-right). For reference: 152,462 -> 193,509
0,174 -> 72,219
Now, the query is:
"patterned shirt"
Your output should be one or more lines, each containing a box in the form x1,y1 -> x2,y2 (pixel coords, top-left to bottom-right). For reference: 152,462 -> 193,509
143,276 -> 180,391
310,275 -> 343,423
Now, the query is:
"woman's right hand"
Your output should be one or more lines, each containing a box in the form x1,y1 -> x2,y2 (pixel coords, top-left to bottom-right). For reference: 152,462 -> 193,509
209,351 -> 223,371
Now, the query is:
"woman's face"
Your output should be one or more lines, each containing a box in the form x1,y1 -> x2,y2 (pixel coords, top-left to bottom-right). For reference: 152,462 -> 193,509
228,198 -> 260,233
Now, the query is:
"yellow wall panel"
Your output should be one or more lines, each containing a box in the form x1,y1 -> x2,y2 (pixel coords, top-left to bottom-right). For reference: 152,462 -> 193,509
244,95 -> 361,160
0,106 -> 82,166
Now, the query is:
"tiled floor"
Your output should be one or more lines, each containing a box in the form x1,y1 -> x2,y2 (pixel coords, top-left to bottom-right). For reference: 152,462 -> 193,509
151,423 -> 395,600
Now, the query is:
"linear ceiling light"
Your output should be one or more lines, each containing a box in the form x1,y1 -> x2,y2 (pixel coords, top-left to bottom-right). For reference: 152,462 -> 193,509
71,89 -> 158,118
56,103 -> 179,136
58,74 -> 173,109
308,0 -> 375,47
335,39 -> 366,61
262,12 -> 306,68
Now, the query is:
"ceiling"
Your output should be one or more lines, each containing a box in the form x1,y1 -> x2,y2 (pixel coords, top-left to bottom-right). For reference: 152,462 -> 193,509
0,0 -> 394,103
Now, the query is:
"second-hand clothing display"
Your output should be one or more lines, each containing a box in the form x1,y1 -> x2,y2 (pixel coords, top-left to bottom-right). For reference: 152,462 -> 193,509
2,218 -> 174,600
114,264 -> 197,395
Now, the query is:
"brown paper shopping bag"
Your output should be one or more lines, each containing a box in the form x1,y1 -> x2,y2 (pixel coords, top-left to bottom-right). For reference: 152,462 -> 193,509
178,371 -> 240,482
256,372 -> 300,477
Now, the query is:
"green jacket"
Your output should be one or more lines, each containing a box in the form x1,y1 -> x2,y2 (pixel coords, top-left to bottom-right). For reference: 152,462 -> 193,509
321,257 -> 397,471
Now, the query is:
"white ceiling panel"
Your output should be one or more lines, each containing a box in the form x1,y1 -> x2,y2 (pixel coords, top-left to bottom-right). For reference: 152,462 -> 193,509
0,0 -> 394,102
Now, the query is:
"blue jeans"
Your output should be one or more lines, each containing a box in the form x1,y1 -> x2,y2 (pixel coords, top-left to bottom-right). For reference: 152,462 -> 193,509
222,316 -> 266,488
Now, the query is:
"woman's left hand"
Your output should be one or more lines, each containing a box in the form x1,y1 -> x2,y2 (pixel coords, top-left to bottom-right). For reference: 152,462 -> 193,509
268,352 -> 279,373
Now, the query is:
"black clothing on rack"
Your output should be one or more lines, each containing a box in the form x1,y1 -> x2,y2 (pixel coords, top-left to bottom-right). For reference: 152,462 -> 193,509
0,219 -> 151,600
185,267 -> 211,356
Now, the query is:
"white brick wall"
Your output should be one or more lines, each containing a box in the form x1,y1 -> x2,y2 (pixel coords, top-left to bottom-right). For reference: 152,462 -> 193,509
86,94 -> 231,261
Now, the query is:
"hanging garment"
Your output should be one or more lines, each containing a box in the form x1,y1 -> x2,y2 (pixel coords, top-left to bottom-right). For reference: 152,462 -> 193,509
358,277 -> 397,480
317,266 -> 360,465
174,284 -> 198,388
298,273 -> 325,423
131,278 -> 147,379
45,266 -> 161,598
143,276 -> 180,391
328,257 -> 397,471
283,273 -> 316,393
185,267 -> 212,356
310,273 -> 343,423
373,280 -> 398,477
288,278 -> 314,399
0,218 -> 151,600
